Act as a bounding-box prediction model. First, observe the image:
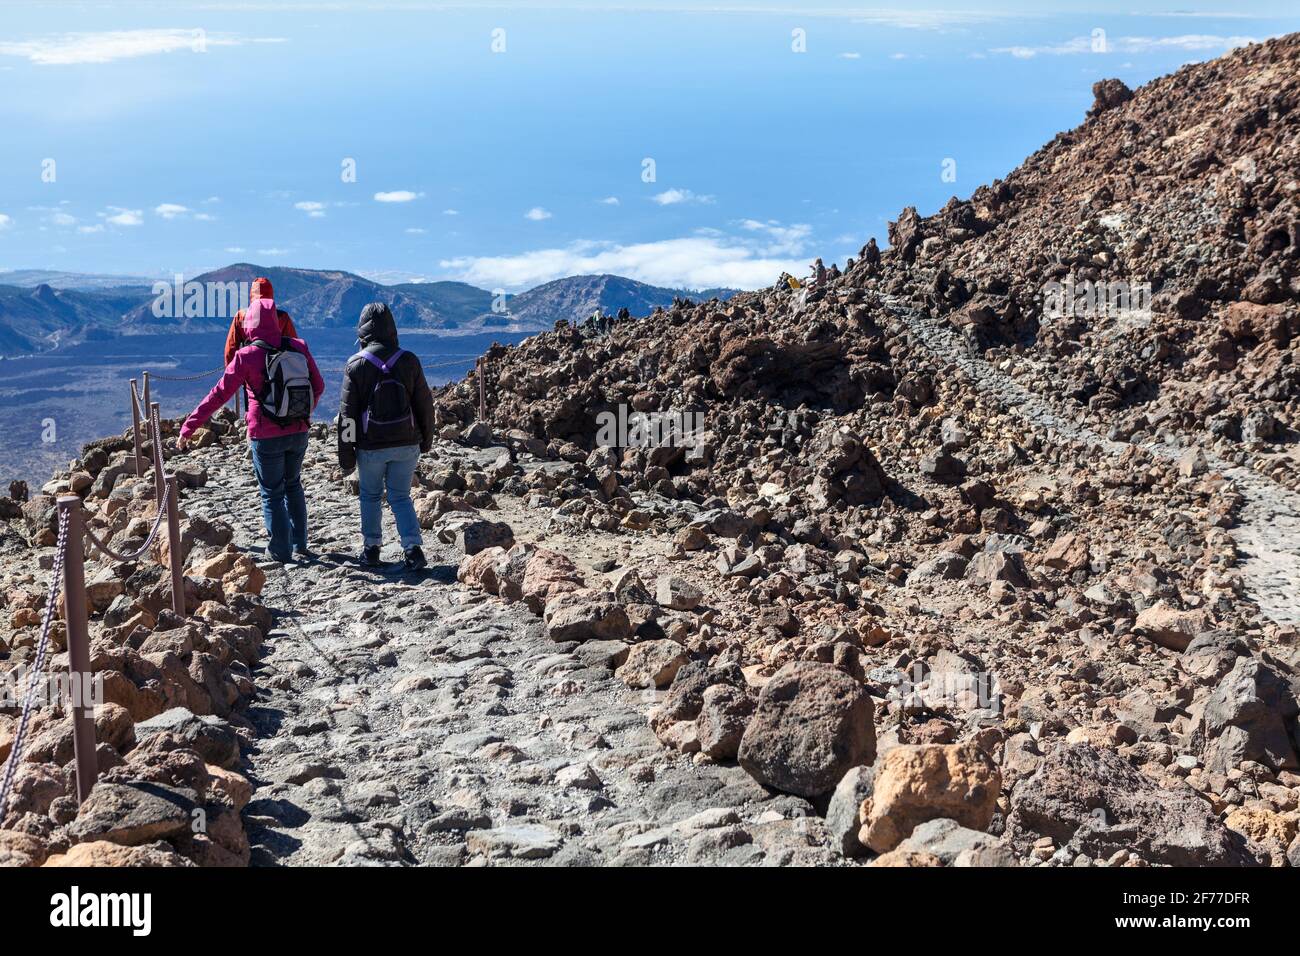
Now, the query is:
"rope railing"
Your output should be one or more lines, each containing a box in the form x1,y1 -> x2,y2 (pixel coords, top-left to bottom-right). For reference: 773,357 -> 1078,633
82,477 -> 173,563
0,391 -> 190,823
0,509 -> 69,822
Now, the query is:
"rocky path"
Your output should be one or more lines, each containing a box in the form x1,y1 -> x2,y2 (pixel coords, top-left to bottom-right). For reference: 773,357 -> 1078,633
181,435 -> 828,866
882,296 -> 1300,627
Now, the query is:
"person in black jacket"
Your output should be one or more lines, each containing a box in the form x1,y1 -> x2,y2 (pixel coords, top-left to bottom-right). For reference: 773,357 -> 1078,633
337,302 -> 435,570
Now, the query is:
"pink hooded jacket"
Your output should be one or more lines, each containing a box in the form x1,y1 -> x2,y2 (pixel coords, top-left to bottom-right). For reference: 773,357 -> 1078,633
181,298 -> 325,442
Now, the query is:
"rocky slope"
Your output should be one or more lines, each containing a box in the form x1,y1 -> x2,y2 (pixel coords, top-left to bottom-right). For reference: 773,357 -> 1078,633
3,36 -> 1300,869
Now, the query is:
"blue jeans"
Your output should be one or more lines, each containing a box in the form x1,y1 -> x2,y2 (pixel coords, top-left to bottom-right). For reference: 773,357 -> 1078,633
250,431 -> 309,560
357,444 -> 422,550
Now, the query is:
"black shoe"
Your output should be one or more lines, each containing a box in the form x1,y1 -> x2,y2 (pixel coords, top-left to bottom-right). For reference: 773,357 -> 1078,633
403,546 -> 427,571
360,545 -> 382,567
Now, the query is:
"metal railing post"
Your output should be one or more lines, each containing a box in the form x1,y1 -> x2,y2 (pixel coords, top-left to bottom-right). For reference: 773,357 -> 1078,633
478,357 -> 486,421
141,371 -> 151,416
56,495 -> 98,803
166,477 -> 184,615
129,378 -> 144,478
149,402 -> 165,503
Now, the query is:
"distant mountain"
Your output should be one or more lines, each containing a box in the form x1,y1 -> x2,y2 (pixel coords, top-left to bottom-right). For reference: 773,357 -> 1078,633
0,283 -> 153,353
500,274 -> 739,327
120,264 -> 508,335
0,264 -> 745,356
0,269 -> 156,290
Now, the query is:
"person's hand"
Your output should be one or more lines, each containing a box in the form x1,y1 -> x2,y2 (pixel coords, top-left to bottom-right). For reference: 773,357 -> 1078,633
176,435 -> 189,451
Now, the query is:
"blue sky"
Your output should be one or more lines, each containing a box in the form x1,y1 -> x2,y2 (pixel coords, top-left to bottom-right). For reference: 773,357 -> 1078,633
1,0 -> 1297,291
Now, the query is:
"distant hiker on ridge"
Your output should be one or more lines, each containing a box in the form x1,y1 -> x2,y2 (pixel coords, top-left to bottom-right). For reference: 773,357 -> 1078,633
223,276 -> 298,365
178,297 -> 325,563
336,302 -> 436,571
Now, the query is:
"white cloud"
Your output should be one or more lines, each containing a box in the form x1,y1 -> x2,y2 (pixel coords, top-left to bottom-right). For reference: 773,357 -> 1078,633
443,208 -> 459,216
257,248 -> 289,257
737,219 -> 813,255
194,212 -> 216,221
225,246 -> 246,253
839,52 -> 861,59
524,206 -> 552,221
890,52 -> 909,60
405,227 -> 427,235
441,224 -> 814,292
598,196 -> 620,205
374,190 -> 422,203
0,214 -> 11,230
0,29 -> 277,66
101,207 -> 143,227
154,203 -> 190,219
852,9 -> 1001,30
51,211 -> 77,226
295,200 -> 327,218
78,224 -> 104,234
652,188 -> 714,206
991,34 -> 1258,58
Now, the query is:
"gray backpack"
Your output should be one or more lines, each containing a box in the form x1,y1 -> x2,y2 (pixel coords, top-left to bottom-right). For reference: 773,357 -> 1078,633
252,339 -> 313,425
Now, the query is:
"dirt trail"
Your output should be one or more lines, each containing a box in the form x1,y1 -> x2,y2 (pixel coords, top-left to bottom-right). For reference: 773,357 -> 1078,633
179,434 -> 830,866
882,296 -> 1300,627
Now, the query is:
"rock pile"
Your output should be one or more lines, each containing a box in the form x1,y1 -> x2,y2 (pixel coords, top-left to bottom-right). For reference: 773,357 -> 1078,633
1,409 -> 266,867
431,34 -> 1300,867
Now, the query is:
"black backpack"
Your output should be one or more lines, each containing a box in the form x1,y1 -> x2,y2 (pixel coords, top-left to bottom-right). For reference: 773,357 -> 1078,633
252,339 -> 314,426
356,348 -> 414,441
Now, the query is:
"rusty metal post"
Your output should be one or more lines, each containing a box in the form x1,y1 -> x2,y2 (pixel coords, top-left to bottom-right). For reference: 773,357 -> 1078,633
56,496 -> 98,803
149,402 -> 165,503
478,357 -> 486,421
141,371 -> 151,415
166,477 -> 184,615
129,378 -> 144,477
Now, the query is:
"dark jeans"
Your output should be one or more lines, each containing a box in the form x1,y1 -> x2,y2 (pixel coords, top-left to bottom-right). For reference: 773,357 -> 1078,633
250,431 -> 309,560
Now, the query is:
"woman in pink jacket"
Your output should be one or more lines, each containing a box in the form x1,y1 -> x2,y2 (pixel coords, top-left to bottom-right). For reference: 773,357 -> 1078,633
177,299 -> 325,562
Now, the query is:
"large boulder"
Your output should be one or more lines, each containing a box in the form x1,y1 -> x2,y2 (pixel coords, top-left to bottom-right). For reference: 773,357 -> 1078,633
1196,655 -> 1299,773
696,684 -> 754,760
455,520 -> 514,556
615,639 -> 689,689
134,708 -> 242,770
826,765 -> 875,857
1134,602 -> 1212,652
543,591 -> 632,643
858,743 -> 1000,853
737,661 -> 875,799
43,840 -> 193,867
522,548 -> 585,613
1007,742 -> 1258,866
66,781 -> 197,847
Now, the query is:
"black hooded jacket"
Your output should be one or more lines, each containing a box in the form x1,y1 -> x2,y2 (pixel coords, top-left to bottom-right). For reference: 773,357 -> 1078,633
337,302 -> 435,473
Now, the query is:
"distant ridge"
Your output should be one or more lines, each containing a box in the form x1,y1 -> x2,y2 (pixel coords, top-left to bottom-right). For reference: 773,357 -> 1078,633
0,263 -> 743,355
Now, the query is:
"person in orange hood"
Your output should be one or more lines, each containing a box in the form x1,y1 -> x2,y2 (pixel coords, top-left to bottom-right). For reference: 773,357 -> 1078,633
223,277 -> 298,365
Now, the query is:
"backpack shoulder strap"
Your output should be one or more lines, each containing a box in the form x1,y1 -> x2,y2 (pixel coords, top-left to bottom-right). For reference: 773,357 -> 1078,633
358,348 -> 404,374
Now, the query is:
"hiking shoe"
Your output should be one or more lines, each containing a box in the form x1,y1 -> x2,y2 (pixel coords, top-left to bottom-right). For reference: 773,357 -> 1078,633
403,546 -> 427,571
360,545 -> 382,567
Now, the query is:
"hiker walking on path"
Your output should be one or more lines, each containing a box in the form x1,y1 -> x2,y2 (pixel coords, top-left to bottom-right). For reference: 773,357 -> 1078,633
178,297 -> 325,562
223,276 -> 298,365
336,302 -> 436,571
